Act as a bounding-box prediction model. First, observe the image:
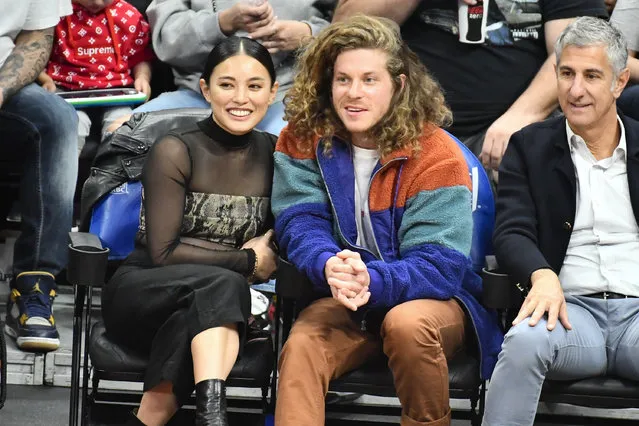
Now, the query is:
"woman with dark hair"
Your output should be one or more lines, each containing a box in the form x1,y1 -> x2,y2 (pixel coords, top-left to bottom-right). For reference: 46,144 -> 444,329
104,0 -> 330,134
101,36 -> 279,426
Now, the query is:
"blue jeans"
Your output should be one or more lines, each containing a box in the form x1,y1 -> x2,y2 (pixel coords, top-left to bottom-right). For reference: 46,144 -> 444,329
483,295 -> 639,426
133,88 -> 286,135
133,88 -> 210,112
2,83 -> 78,277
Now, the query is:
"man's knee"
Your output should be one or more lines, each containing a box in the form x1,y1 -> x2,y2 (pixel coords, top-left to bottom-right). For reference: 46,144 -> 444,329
383,304 -> 437,347
10,84 -> 77,132
382,300 -> 463,351
500,319 -> 556,365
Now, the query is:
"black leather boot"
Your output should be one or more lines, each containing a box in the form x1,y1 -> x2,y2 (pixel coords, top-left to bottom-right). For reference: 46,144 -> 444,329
123,411 -> 146,425
195,379 -> 228,426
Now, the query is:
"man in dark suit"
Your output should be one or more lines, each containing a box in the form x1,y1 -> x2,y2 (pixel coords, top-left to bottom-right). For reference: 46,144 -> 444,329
483,17 -> 639,426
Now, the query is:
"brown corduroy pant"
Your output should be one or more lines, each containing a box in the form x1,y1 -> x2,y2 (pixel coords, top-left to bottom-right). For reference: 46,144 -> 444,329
275,297 -> 467,426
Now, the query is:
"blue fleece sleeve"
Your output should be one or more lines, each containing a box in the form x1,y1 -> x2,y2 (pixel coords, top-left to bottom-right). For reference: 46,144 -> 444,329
272,151 -> 342,290
366,186 -> 474,307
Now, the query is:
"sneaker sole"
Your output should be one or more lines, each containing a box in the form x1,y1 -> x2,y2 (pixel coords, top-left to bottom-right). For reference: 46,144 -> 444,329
4,324 -> 60,352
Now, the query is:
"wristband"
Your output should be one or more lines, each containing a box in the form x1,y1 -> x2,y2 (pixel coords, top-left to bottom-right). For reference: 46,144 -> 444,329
245,248 -> 258,281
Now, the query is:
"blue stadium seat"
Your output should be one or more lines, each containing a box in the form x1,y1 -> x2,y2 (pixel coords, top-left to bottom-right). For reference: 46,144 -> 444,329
446,131 -> 495,272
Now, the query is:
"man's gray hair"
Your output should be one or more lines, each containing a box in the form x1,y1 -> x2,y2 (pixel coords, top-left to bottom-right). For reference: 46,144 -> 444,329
555,16 -> 628,79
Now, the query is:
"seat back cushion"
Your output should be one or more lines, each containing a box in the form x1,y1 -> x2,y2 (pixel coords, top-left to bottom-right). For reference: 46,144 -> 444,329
446,132 -> 495,272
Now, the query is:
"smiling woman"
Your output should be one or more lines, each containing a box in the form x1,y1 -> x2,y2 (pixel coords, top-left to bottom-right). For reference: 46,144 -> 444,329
199,36 -> 279,135
100,37 -> 280,426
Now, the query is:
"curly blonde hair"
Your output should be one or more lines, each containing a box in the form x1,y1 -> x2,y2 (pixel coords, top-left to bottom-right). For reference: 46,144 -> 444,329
284,14 -> 452,156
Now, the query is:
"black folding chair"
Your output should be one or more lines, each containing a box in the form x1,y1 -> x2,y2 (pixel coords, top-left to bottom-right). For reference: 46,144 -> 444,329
66,233 -> 276,425
67,232 -> 110,426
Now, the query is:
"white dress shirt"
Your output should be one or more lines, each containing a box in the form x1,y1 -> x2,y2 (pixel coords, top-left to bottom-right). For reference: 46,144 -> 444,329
559,117 -> 639,296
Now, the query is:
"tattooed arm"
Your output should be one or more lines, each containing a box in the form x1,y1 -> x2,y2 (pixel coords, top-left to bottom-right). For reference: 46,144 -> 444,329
0,27 -> 54,108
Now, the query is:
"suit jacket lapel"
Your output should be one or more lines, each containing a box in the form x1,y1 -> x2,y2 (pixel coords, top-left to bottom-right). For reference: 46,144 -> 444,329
550,117 -> 577,210
620,114 -> 639,225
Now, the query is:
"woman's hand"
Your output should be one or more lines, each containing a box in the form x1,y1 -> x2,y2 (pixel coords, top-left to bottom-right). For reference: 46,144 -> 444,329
244,229 -> 277,281
219,1 -> 275,36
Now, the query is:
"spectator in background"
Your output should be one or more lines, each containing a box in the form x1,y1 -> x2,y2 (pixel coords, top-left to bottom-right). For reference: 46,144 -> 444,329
0,0 -> 78,352
106,0 -> 332,132
483,17 -> 639,425
334,0 -> 607,175
611,0 -> 639,121
37,0 -> 154,155
272,15 -> 502,426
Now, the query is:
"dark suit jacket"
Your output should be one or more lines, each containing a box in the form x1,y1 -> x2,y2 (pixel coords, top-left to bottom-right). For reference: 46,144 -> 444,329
493,112 -> 639,286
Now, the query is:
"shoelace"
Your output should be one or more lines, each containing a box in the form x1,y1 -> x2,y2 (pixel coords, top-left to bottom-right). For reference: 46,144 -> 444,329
22,291 -> 52,320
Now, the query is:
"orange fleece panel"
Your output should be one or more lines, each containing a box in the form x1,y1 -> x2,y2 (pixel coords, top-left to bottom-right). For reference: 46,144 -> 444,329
369,128 -> 472,211
275,126 -> 317,161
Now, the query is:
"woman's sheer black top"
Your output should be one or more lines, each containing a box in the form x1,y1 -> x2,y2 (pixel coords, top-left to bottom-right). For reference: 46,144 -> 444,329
135,115 -> 277,276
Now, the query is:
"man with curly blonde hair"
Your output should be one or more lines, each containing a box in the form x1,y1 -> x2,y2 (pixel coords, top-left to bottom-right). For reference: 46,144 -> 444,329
271,15 -> 503,426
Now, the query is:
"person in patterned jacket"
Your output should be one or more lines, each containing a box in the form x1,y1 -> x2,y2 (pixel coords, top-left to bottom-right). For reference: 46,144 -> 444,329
272,15 -> 503,426
37,0 -> 153,154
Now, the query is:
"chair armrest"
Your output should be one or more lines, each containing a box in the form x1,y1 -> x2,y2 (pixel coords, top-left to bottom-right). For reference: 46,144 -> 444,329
67,232 -> 110,288
481,268 -> 525,310
275,257 -> 315,300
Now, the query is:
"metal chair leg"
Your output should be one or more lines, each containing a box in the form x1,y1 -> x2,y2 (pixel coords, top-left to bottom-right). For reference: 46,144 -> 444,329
0,319 -> 7,410
269,296 -> 282,412
470,381 -> 486,426
80,286 -> 93,426
69,285 -> 86,426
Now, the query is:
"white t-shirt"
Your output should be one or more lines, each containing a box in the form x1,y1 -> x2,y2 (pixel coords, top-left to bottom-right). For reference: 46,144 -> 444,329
0,0 -> 72,68
352,145 -> 381,258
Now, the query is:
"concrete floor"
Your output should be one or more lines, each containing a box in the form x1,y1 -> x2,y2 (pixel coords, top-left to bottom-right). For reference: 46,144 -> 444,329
3,384 -> 639,426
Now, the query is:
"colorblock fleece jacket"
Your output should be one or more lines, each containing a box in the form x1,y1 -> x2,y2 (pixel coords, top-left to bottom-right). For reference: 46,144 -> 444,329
272,125 -> 503,379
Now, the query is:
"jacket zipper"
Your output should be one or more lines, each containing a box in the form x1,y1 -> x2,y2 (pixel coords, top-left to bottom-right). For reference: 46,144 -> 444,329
356,158 -> 407,333
316,142 -> 407,332
316,146 -> 405,259
364,157 -> 407,262
316,147 -> 377,259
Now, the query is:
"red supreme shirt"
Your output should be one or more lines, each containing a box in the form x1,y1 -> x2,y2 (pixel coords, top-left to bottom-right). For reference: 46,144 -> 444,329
47,0 -> 153,90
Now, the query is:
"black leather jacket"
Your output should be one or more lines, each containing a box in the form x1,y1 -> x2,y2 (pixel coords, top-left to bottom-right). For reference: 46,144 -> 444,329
80,108 -> 210,230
